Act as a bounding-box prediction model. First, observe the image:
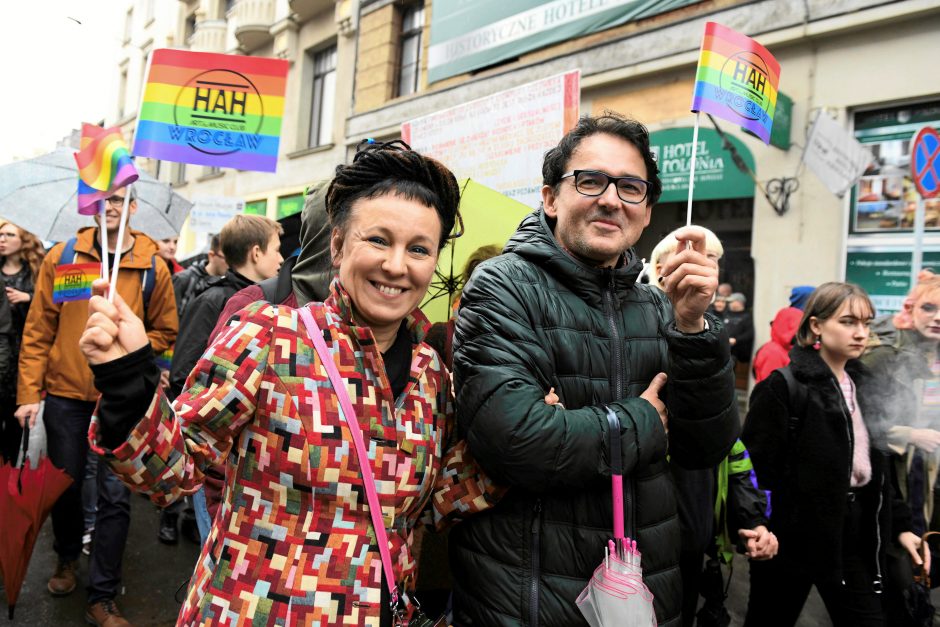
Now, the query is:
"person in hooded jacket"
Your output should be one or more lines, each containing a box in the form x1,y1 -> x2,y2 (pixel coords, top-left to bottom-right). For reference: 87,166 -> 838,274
752,306 -> 803,383
171,233 -> 228,316
450,113 -> 739,627
743,282 -> 922,627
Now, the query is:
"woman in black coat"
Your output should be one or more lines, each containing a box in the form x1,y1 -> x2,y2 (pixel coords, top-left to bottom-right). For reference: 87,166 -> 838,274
742,282 -> 922,627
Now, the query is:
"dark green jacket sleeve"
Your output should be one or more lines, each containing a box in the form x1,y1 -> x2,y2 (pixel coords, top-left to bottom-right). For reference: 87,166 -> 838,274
453,264 -> 667,493
663,314 -> 740,469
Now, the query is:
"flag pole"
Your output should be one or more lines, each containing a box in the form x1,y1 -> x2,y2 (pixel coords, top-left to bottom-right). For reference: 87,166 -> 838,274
108,50 -> 154,302
98,199 -> 109,286
685,111 -> 700,228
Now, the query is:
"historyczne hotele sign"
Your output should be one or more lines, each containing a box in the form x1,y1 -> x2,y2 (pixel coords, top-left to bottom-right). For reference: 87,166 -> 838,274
427,0 -> 698,83
133,49 -> 289,173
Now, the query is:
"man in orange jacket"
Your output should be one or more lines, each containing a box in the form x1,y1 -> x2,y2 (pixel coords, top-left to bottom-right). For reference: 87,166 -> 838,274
15,187 -> 177,627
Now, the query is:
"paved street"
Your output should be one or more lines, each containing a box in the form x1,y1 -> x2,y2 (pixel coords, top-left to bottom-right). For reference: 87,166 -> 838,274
4,489 -> 937,626
4,494 -> 200,626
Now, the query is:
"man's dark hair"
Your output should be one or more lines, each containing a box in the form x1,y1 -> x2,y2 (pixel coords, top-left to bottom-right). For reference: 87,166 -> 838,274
326,140 -> 461,250
541,112 -> 662,206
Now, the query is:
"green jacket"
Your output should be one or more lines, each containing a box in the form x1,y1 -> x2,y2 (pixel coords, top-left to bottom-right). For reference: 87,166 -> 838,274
450,210 -> 739,626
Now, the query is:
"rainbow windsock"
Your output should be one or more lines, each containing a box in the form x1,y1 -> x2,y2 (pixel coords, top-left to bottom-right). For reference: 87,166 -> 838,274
133,49 -> 289,173
690,22 -> 780,144
74,124 -> 139,214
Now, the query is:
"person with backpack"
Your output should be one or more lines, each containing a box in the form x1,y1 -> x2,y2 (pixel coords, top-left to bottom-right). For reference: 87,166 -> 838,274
15,187 -> 178,627
742,282 -> 921,627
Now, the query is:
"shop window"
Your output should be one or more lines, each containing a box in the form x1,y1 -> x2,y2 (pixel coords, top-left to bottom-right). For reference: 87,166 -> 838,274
277,194 -> 304,220
307,45 -> 337,148
244,200 -> 267,216
397,2 -> 424,97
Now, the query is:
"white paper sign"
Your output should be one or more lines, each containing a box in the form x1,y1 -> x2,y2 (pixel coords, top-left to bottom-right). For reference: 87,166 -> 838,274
188,196 -> 244,233
402,71 -> 580,209
802,112 -> 874,197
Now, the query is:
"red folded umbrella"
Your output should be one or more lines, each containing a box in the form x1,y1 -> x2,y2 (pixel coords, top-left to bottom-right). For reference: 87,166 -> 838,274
0,428 -> 73,619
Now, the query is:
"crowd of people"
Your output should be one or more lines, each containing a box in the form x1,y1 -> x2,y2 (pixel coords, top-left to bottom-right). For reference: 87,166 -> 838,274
1,112 -> 939,627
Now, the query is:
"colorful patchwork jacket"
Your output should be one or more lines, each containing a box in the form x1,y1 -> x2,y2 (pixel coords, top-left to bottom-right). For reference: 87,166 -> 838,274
90,282 -> 497,626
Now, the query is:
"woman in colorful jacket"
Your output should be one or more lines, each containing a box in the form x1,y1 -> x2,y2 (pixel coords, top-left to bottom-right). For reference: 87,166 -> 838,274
742,282 -> 921,627
80,141 -> 497,626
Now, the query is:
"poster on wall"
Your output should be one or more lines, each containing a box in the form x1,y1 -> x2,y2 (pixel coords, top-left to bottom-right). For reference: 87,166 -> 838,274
846,249 -> 940,313
402,71 -> 580,209
850,101 -> 940,233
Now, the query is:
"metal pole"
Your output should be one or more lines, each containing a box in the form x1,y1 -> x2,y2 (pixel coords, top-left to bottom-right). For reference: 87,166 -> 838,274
912,197 -> 926,287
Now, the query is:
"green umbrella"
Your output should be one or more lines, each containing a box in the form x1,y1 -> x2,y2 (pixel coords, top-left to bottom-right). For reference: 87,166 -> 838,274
420,179 -> 532,323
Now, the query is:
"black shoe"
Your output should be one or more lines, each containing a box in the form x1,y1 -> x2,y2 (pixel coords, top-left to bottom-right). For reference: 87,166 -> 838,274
180,516 -> 201,545
158,511 -> 179,545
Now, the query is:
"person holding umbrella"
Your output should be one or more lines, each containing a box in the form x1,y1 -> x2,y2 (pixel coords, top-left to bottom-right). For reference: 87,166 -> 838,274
80,141 -> 499,626
15,187 -> 178,627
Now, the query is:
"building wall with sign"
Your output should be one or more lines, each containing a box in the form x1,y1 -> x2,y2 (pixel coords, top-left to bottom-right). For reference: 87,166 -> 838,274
348,0 -> 940,362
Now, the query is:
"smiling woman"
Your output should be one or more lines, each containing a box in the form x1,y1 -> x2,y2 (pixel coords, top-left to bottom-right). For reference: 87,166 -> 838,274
79,139 -> 502,627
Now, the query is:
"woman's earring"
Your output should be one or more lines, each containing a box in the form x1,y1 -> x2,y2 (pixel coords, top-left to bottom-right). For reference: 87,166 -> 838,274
813,335 -> 821,350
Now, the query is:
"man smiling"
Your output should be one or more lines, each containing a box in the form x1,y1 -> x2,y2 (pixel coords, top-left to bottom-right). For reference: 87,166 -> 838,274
450,113 -> 739,626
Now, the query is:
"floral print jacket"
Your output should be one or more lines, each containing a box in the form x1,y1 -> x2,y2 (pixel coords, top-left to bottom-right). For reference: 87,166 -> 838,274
91,282 -> 497,626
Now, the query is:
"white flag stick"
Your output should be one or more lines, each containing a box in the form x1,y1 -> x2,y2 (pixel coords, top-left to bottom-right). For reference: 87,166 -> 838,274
108,190 -> 132,302
98,199 -> 109,285
685,112 -> 701,228
107,50 -> 154,302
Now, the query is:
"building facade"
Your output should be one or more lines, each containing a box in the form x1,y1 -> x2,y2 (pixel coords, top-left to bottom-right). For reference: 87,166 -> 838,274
347,0 -> 940,353
112,0 -> 358,257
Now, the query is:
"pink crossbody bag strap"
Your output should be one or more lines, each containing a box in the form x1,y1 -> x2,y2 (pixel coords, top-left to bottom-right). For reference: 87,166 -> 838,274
298,306 -> 400,609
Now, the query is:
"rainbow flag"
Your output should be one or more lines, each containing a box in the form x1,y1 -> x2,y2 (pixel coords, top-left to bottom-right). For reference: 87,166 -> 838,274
133,49 -> 289,173
52,262 -> 100,303
74,124 -> 139,214
155,347 -> 174,371
690,22 -> 780,144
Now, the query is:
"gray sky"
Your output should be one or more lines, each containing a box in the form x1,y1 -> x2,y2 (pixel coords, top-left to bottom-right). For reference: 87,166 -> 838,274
0,1 -> 122,164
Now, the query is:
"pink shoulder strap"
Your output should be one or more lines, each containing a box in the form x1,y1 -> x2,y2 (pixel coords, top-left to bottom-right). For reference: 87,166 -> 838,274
297,306 -> 400,609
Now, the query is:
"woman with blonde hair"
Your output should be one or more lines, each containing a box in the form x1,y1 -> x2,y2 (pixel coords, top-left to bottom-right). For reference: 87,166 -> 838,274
0,220 -> 45,462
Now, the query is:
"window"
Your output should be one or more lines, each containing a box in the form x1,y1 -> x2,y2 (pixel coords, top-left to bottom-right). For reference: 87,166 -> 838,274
153,159 -> 162,180
205,165 -> 222,177
308,45 -> 337,148
397,2 -> 424,97
174,162 -> 187,185
244,200 -> 267,216
144,0 -> 154,24
118,66 -> 128,118
124,9 -> 133,43
184,13 -> 196,45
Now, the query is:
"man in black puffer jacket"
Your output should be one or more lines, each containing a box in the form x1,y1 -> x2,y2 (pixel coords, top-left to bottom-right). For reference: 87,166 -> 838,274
450,113 -> 739,626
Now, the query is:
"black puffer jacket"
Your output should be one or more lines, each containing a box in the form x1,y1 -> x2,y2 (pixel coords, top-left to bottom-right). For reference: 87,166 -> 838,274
451,210 -> 739,626
742,345 -> 910,586
168,269 -> 255,399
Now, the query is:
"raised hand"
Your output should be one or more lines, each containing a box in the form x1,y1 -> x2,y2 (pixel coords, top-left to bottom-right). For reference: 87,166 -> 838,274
659,227 -> 719,333
80,279 -> 149,366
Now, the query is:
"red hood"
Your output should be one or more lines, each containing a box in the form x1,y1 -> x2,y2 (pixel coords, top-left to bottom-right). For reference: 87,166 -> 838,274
770,307 -> 802,348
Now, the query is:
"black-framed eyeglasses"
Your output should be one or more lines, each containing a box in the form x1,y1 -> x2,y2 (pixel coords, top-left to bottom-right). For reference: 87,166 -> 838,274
560,170 -> 651,204
106,195 -> 126,206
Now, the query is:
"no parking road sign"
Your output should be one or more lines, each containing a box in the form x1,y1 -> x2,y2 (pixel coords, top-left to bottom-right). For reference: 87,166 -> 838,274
912,126 -> 940,199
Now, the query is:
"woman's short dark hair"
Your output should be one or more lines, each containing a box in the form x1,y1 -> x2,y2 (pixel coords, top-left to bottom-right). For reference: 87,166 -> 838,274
541,112 -> 662,206
326,140 -> 461,250
796,282 -> 874,347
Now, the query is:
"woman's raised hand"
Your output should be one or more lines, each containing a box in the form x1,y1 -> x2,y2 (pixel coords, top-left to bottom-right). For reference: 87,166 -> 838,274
80,279 -> 150,365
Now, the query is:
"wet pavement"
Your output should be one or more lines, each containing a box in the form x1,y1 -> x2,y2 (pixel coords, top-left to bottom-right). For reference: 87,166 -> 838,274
4,494 -> 200,626
4,488 -> 935,626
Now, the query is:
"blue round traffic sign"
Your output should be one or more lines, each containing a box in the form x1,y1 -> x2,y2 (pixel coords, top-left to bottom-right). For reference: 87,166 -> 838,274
912,126 -> 940,199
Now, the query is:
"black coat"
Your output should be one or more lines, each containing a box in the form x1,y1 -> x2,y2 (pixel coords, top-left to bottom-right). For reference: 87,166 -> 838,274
168,269 -> 255,399
742,345 -> 910,586
450,210 -> 739,626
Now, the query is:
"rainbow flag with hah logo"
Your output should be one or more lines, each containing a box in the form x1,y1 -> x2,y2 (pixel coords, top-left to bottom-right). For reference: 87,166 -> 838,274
74,124 -> 139,215
133,49 -> 289,173
690,22 -> 780,144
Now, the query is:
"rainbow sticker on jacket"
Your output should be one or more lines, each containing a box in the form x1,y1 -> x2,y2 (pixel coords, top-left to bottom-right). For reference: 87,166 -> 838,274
53,263 -> 100,303
155,347 -> 173,371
